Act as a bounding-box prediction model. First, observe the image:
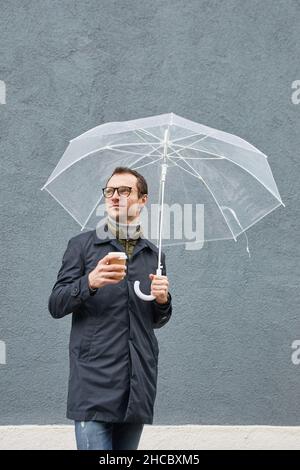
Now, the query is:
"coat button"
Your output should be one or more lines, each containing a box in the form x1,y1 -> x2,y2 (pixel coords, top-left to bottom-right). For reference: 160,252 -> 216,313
71,286 -> 79,297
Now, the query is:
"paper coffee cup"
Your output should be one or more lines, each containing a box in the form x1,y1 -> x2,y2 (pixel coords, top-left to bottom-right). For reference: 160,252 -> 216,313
107,252 -> 127,265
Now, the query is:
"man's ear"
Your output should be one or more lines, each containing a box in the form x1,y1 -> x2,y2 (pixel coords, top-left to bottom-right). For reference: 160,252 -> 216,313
139,194 -> 148,212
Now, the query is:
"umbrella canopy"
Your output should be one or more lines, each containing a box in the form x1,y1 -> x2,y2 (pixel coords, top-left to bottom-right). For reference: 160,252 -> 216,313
41,112 -> 285,298
42,112 -> 284,244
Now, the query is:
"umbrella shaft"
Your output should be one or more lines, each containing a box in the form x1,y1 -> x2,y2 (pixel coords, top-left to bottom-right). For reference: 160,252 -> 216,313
157,128 -> 169,273
157,163 -> 168,273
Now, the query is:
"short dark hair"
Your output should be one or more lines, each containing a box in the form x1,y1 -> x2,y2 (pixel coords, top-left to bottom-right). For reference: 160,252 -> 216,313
106,167 -> 148,198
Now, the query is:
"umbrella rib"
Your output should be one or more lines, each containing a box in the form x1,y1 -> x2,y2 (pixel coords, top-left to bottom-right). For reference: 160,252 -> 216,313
137,128 -> 161,141
42,143 -> 162,188
44,186 -> 84,227
42,147 -> 115,188
109,142 -> 160,148
131,156 -> 163,171
182,157 -> 237,241
170,143 -> 225,159
81,194 -> 104,231
168,145 -> 237,241
234,201 -> 284,239
171,133 -> 209,144
134,129 -> 162,153
167,156 -> 236,241
174,134 -> 211,148
127,146 -> 164,167
169,154 -> 223,160
109,147 -> 161,157
167,155 -> 200,179
169,145 -> 284,206
215,155 -> 284,206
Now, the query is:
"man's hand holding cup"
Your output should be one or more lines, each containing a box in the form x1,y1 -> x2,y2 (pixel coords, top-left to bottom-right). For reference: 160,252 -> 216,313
88,252 -> 127,290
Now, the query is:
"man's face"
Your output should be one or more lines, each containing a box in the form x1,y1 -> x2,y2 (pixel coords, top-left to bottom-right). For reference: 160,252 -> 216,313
105,172 -> 148,223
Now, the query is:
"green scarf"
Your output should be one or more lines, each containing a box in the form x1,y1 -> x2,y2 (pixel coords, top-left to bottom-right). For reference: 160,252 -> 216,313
106,216 -> 143,260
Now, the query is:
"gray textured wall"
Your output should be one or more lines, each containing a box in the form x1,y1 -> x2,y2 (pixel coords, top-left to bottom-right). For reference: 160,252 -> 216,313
0,0 -> 299,425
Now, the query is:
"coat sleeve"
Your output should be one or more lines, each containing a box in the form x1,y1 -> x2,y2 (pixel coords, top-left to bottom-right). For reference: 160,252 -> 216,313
48,236 -> 96,319
152,252 -> 172,329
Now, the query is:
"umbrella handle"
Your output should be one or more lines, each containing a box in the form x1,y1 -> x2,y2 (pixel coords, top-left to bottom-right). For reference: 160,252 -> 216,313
134,268 -> 162,302
134,281 -> 155,301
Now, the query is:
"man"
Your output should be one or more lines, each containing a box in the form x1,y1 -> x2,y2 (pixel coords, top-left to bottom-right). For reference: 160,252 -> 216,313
48,167 -> 172,450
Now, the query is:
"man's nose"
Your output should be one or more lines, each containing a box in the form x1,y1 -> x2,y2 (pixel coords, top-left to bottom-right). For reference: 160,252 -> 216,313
111,191 -> 120,201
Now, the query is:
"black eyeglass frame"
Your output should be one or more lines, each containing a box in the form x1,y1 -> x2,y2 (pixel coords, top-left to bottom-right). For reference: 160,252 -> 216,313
102,186 -> 136,198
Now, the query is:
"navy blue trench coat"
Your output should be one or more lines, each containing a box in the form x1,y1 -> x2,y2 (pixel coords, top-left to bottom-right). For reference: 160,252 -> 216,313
48,229 -> 172,424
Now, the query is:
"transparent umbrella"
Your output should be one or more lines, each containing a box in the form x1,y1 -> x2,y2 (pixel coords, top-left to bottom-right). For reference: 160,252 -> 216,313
41,112 -> 285,300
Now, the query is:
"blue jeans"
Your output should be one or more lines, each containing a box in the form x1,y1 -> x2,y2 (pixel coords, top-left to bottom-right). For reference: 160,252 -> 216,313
74,420 -> 144,450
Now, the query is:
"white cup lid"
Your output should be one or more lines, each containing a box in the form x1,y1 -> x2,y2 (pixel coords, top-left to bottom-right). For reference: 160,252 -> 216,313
108,252 -> 127,259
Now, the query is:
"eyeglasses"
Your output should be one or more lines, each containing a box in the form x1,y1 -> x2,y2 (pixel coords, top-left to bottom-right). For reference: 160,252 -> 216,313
102,186 -> 135,198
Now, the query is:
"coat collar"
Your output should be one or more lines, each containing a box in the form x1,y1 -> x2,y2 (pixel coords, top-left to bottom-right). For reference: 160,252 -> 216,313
92,229 -> 159,257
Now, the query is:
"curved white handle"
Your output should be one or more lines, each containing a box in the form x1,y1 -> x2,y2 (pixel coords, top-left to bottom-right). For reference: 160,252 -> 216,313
134,281 -> 155,301
134,268 -> 163,302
